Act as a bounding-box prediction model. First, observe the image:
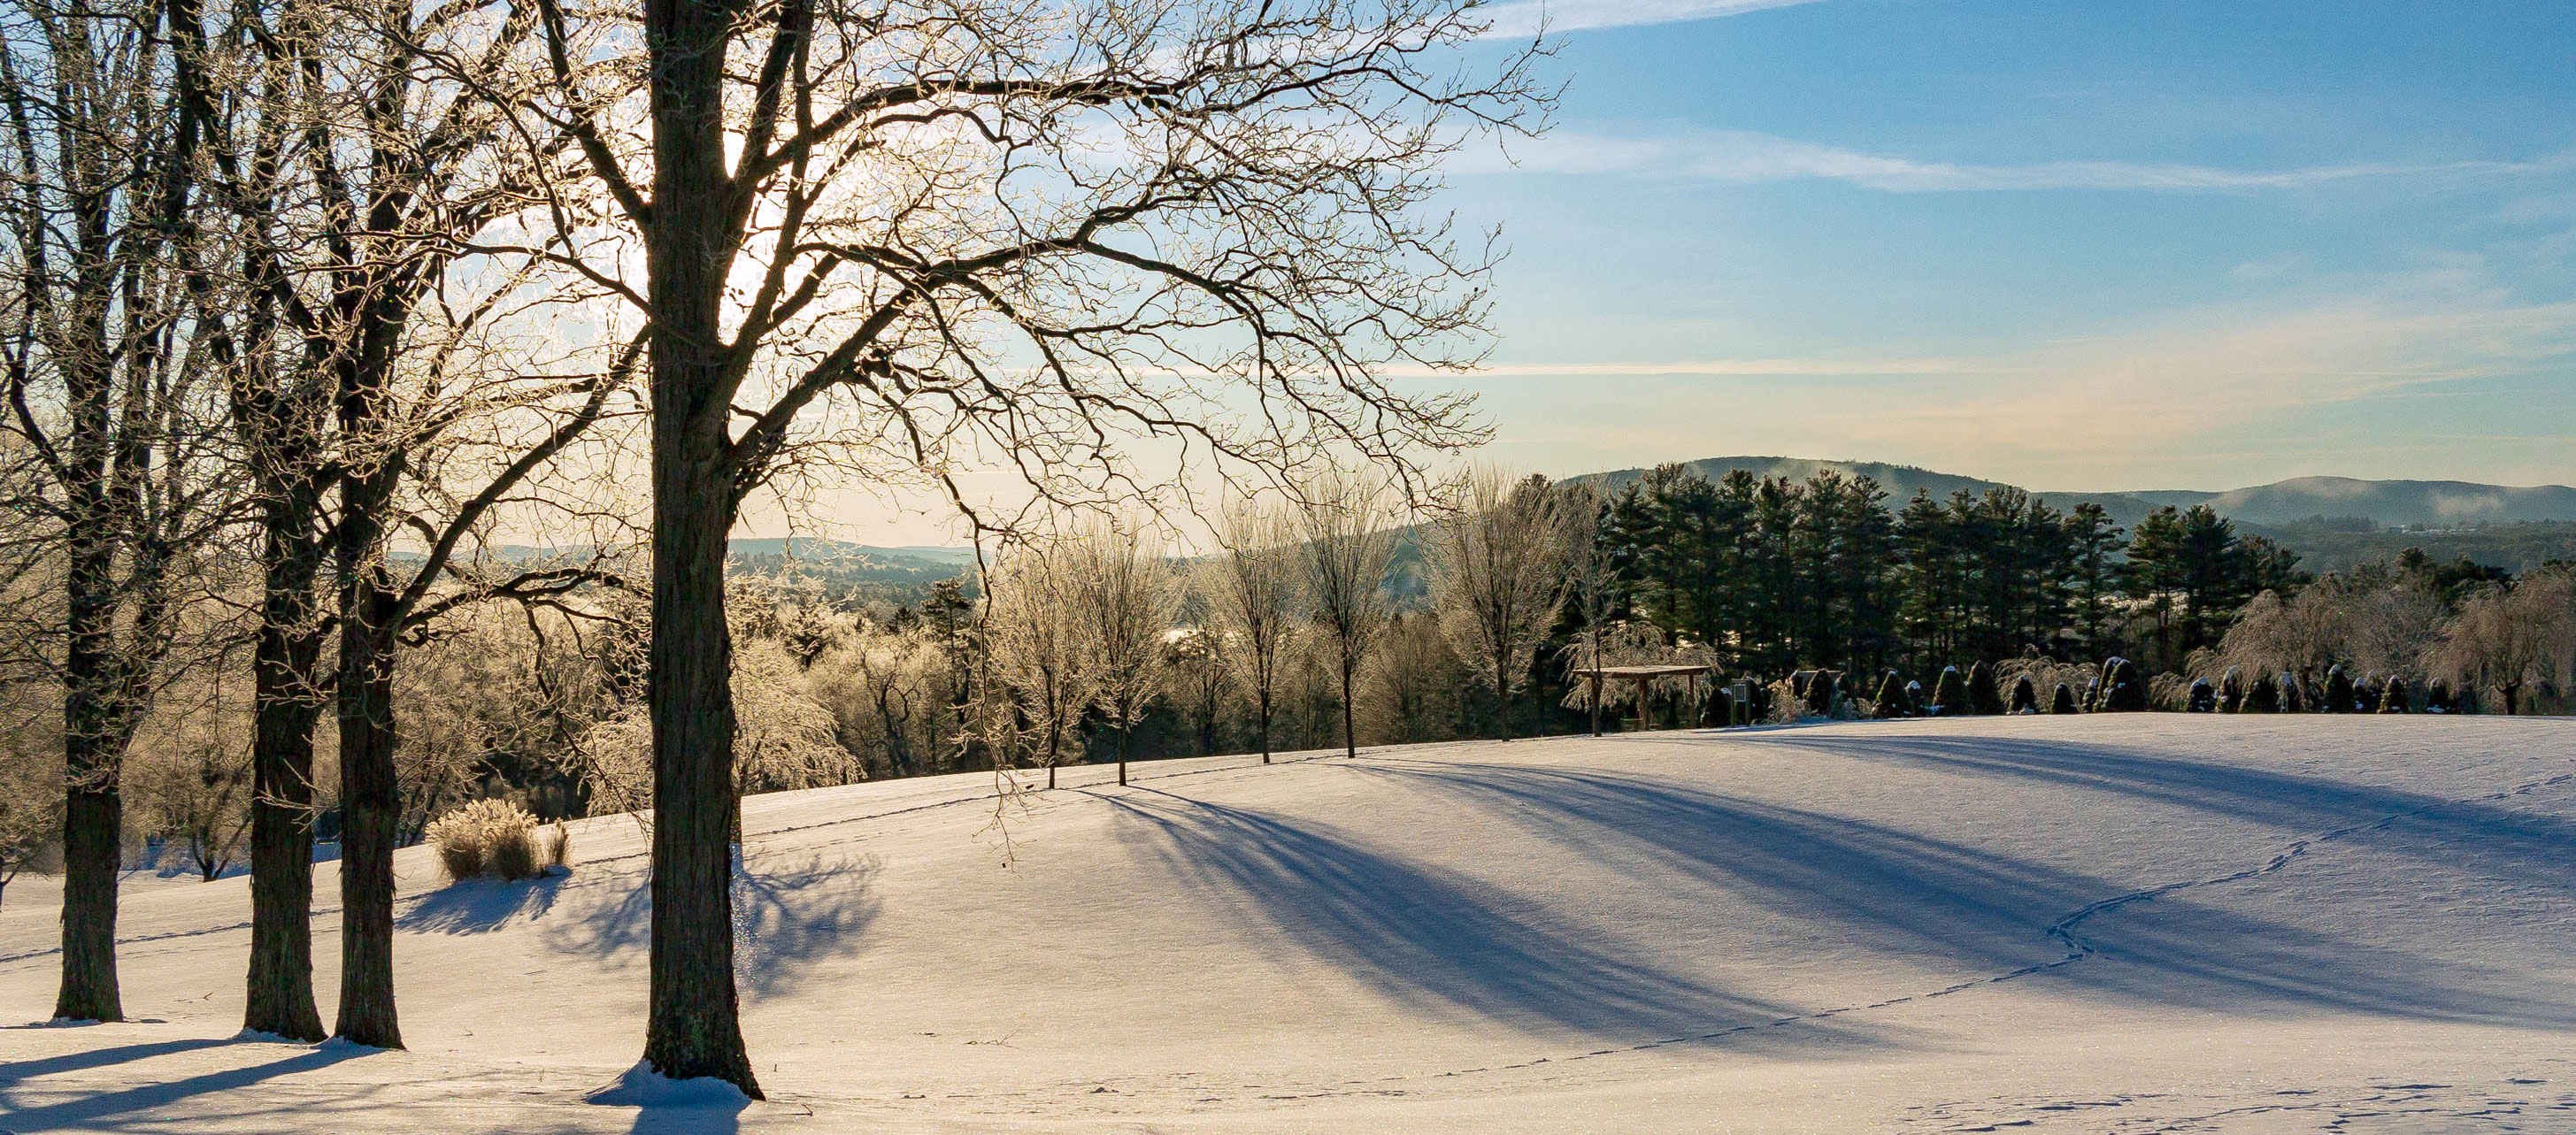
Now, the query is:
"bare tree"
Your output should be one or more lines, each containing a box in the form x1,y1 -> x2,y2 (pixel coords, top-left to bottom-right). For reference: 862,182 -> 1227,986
1166,624 -> 1228,757
0,0 -> 235,1022
126,671 -> 254,882
1366,610 -> 1463,743
1558,483 -> 1616,735
807,623 -> 941,781
1206,500 -> 1302,763
2439,569 -> 2576,715
1296,470 -> 1398,760
1067,524 -> 1179,786
153,0 -> 641,1045
984,545 -> 1089,788
0,690 -> 59,909
1425,469 -> 1573,740
511,0 -> 1541,1088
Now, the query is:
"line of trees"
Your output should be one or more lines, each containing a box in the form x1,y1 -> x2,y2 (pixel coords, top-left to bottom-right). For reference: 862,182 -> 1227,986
1602,464 -> 2303,679
0,0 -> 1544,1100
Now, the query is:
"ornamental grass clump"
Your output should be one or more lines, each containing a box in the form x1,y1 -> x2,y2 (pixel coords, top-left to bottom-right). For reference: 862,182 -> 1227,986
423,799 -> 546,883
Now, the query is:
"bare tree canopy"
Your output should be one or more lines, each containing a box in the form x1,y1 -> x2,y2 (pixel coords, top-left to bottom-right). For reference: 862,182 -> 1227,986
500,0 -> 1547,1090
1295,466 -> 1397,760
1425,468 -> 1573,740
983,541 -> 1090,786
1205,498 -> 1303,762
1064,521 -> 1179,786
0,0 -> 238,1023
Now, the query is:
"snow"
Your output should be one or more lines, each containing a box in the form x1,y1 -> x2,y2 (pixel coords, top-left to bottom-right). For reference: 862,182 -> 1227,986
582,1062 -> 753,1108
4,715 -> 2576,1131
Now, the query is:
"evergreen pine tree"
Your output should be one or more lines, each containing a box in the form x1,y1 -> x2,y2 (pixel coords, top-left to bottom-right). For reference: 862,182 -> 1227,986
2049,683 -> 2077,714
2247,673 -> 2279,712
2096,657 -> 2146,711
1805,670 -> 1842,716
2219,668 -> 2244,712
1703,690 -> 1735,727
1966,662 -> 2004,715
2187,679 -> 2216,713
1929,666 -> 1967,716
2280,672 -> 2305,713
2426,679 -> 2454,714
1872,671 -> 1908,718
2380,677 -> 2411,713
2326,665 -> 2357,714
2009,674 -> 2038,714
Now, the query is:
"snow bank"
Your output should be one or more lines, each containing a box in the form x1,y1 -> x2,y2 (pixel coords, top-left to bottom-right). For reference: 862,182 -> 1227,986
582,1061 -> 752,1108
5,718 -> 2576,1132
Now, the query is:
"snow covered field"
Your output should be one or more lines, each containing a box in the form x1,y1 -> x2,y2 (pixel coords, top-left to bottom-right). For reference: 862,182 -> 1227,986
6,716 -> 2576,1132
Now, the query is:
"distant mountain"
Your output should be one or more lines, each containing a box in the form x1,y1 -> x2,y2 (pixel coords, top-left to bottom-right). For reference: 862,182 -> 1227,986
2129,477 -> 2576,528
1573,456 -> 2576,533
1573,456 -> 2169,526
725,538 -> 976,606
726,537 -> 980,566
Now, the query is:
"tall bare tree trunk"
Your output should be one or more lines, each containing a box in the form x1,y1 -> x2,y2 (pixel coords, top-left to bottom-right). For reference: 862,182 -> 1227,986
1340,658 -> 1357,759
639,0 -> 756,1082
334,541 -> 402,1047
331,193 -> 411,1045
642,410 -> 754,1092
54,387 -> 124,1023
56,563 -> 123,1021
244,490 -> 327,1042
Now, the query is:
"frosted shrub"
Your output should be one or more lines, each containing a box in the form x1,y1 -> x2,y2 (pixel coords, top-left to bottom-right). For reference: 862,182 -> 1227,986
424,800 -> 544,883
546,822 -> 573,869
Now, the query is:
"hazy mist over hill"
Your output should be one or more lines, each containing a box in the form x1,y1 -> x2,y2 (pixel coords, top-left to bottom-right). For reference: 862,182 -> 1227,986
1575,456 -> 2576,533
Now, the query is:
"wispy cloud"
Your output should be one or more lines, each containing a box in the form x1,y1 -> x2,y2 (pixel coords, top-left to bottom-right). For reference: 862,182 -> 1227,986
1465,128 -> 2565,193
1468,275 -> 2576,487
1477,0 -> 1824,37
1386,357 -> 1987,378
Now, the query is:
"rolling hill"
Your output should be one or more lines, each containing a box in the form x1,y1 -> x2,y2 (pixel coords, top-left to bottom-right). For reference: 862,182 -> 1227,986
5,717 -> 2574,1131
1576,456 -> 2576,532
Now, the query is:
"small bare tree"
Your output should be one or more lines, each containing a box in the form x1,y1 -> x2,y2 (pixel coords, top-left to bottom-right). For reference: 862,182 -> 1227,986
1166,624 -> 1229,758
1067,524 -> 1180,786
0,696 -> 60,909
984,545 -> 1090,788
1559,483 -> 1617,735
1426,469 -> 1574,740
1296,471 -> 1399,760
1206,501 -> 1303,763
2439,569 -> 2576,715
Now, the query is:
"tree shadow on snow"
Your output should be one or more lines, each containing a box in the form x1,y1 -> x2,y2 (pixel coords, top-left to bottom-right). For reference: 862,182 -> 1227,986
0,1037 -> 236,1085
0,1035 -> 373,1131
1100,787 -> 1899,1054
398,871 -> 568,934
1750,732 -> 2576,893
1354,756 -> 2576,1029
541,851 -> 881,998
621,1099 -> 747,1135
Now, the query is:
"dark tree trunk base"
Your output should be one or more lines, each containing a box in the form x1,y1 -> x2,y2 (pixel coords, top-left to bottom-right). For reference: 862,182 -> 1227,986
53,787 -> 123,1023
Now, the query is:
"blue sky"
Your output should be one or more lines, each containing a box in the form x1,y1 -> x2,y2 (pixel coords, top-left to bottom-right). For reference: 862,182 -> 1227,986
1440,0 -> 2576,491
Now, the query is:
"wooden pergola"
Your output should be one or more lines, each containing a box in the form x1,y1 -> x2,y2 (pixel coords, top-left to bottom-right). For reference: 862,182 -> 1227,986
1581,663 -> 1718,733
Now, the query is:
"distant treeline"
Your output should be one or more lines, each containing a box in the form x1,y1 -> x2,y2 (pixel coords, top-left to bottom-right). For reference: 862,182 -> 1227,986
2248,517 -> 2576,575
1596,464 -> 2303,679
